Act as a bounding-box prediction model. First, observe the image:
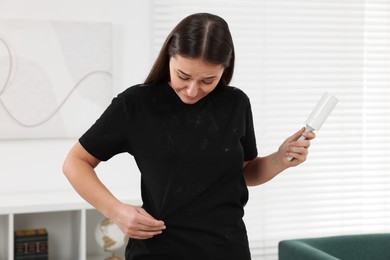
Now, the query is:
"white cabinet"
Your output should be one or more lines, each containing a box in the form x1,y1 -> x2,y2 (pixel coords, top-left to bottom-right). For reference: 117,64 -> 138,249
0,190 -> 141,260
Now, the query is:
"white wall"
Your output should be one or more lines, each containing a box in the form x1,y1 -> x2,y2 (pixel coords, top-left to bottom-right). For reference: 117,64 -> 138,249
0,0 -> 153,196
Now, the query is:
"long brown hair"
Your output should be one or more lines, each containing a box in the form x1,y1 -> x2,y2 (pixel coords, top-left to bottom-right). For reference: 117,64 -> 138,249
144,13 -> 235,87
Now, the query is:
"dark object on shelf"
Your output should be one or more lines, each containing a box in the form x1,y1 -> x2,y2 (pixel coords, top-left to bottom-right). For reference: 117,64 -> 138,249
14,228 -> 48,260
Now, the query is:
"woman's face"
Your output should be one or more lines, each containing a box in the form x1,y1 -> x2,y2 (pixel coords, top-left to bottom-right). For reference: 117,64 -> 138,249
169,55 -> 224,105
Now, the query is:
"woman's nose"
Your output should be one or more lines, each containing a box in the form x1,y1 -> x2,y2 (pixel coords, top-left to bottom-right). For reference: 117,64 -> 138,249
186,81 -> 199,97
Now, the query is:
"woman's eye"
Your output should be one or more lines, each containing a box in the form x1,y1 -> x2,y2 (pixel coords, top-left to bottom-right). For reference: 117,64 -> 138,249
202,80 -> 213,85
178,75 -> 189,81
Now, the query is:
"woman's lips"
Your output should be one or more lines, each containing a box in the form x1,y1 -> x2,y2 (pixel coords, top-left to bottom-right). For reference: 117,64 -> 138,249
184,95 -> 197,100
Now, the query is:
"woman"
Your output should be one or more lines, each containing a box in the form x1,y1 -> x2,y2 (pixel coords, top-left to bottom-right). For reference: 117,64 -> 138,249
63,13 -> 315,259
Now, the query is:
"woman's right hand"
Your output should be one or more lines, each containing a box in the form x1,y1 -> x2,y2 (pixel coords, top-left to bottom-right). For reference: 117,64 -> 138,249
111,203 -> 166,239
63,143 -> 164,239
63,142 -> 165,239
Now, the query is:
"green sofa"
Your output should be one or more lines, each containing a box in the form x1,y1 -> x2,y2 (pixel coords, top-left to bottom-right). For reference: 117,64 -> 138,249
279,233 -> 390,260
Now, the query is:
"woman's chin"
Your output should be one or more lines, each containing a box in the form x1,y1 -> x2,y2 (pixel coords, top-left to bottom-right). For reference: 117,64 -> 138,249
179,94 -> 201,104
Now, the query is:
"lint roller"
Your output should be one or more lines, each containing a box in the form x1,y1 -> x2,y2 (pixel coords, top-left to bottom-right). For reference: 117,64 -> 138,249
288,92 -> 339,161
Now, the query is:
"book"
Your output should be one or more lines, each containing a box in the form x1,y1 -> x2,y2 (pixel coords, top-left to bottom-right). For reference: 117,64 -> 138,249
14,228 -> 48,260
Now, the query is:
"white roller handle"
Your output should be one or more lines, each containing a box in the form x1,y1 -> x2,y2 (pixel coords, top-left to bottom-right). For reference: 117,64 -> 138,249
287,92 -> 338,161
287,125 -> 314,161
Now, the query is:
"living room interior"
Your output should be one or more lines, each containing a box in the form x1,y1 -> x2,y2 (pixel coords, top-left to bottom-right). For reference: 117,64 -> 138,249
0,1 -> 389,259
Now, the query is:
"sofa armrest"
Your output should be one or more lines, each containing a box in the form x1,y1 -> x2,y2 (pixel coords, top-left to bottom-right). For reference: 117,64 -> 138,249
279,240 -> 340,260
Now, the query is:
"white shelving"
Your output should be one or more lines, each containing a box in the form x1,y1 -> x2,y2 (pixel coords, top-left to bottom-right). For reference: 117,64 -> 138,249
0,189 -> 141,260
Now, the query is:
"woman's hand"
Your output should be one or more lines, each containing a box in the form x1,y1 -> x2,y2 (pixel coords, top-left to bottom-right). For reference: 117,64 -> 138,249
243,127 -> 316,186
63,142 -> 165,240
111,203 -> 166,240
278,127 -> 316,167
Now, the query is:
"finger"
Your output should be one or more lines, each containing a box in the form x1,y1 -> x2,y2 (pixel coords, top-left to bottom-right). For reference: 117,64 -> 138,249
137,208 -> 156,220
303,131 -> 316,140
135,211 -> 165,228
287,152 -> 306,164
287,127 -> 305,142
291,140 -> 311,149
136,207 -> 164,222
138,217 -> 165,229
128,230 -> 163,240
124,220 -> 164,239
123,223 -> 163,239
129,225 -> 163,239
138,222 -> 166,232
288,146 -> 309,159
137,208 -> 165,225
131,235 -> 153,240
289,144 -> 309,155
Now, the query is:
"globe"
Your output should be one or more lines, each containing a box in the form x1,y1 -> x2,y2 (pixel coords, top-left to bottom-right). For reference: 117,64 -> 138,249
95,217 -> 127,260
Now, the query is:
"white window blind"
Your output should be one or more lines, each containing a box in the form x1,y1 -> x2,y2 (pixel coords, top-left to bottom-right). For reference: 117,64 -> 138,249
150,1 -> 390,259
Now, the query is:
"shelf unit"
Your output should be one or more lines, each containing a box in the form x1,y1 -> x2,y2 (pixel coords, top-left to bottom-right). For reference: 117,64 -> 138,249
0,189 -> 141,260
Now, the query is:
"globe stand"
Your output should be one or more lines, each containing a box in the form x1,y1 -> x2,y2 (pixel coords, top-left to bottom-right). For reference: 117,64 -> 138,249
105,251 -> 123,260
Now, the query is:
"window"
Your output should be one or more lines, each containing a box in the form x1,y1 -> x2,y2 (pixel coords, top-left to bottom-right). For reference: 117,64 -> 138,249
151,0 -> 390,259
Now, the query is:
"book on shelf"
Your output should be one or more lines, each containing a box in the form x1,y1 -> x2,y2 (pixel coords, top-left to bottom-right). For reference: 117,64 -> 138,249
14,228 -> 48,260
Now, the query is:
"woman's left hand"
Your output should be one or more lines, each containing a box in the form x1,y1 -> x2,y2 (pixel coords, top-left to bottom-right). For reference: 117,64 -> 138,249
278,127 -> 316,167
